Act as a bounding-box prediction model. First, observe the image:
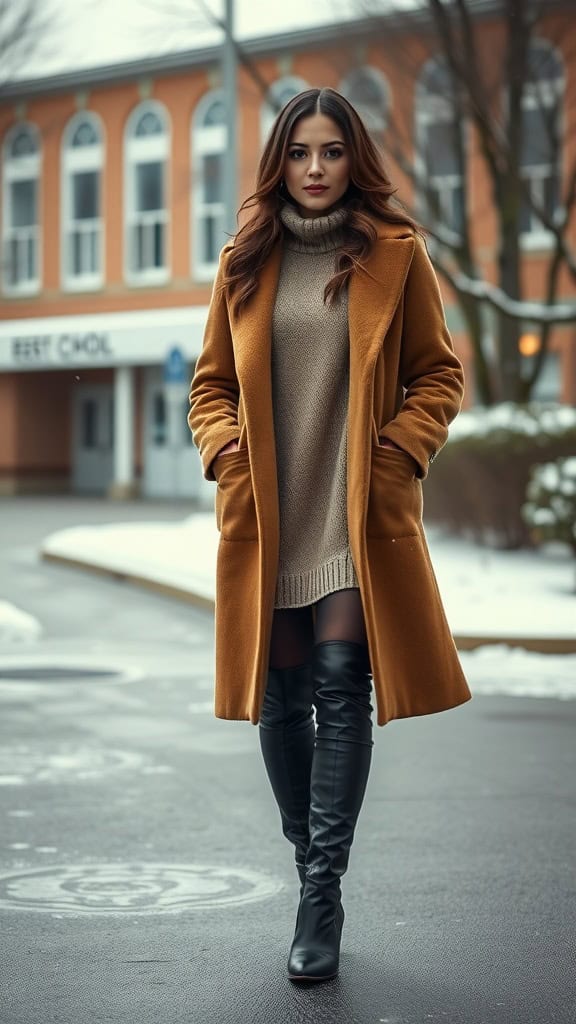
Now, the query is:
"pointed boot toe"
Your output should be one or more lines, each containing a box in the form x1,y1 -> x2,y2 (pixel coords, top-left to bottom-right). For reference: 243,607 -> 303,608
287,898 -> 343,982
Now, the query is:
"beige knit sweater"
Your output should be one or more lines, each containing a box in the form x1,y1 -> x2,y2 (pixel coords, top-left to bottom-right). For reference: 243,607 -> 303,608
272,203 -> 359,608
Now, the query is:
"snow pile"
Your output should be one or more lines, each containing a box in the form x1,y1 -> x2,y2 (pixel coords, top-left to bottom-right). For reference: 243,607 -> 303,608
0,602 -> 42,645
42,518 -> 219,603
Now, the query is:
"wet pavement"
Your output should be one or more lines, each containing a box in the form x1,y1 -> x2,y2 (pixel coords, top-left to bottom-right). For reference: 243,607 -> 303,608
1,497 -> 575,1024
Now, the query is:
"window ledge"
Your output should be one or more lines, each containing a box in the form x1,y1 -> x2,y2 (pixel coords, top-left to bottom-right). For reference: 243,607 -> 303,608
62,276 -> 104,293
193,264 -> 217,284
1,281 -> 41,298
125,269 -> 170,287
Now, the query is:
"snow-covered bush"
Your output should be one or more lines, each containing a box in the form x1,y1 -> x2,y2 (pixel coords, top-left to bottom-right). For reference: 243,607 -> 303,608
447,402 -> 576,442
523,457 -> 576,556
423,403 -> 576,549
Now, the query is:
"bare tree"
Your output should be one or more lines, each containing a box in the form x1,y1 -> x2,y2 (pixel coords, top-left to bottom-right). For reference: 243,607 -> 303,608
153,0 -> 576,403
138,0 -> 285,114
351,0 -> 576,403
0,0 -> 53,93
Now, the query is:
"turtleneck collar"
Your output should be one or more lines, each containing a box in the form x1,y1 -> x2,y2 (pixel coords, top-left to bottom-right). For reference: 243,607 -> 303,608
280,203 -> 349,254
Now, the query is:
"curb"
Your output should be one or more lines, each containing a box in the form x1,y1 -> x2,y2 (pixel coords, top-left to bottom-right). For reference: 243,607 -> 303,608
41,550 -> 576,655
41,550 -> 215,613
452,635 -> 576,655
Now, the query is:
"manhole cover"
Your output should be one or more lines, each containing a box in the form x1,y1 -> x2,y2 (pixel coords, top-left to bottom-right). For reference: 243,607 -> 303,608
0,656 -> 142,686
0,667 -> 121,681
0,744 -> 150,785
0,863 -> 282,915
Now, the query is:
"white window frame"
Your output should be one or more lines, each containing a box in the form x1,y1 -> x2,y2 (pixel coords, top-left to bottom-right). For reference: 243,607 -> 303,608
191,90 -> 228,283
260,75 -> 309,146
61,112 -> 104,291
415,58 -> 466,243
339,66 -> 390,136
519,41 -> 564,250
1,123 -> 41,296
124,101 -> 170,286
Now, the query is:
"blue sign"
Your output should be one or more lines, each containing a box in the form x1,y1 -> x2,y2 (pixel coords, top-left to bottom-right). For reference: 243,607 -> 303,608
163,346 -> 188,385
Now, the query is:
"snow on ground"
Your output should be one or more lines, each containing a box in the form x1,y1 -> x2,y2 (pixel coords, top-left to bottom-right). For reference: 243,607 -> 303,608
41,514 -> 576,640
0,602 -> 42,645
0,514 -> 568,701
459,646 -> 576,701
425,530 -> 575,639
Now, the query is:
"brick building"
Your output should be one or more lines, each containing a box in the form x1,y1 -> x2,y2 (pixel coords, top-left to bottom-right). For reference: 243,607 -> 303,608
1,6 -> 574,498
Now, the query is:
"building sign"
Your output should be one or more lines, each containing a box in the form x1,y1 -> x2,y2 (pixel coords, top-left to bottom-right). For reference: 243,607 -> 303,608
10,333 -> 114,365
163,345 -> 188,385
163,345 -> 190,408
0,308 -> 209,371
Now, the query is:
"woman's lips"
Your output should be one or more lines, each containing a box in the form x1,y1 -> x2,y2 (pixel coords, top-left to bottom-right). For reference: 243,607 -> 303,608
304,186 -> 328,193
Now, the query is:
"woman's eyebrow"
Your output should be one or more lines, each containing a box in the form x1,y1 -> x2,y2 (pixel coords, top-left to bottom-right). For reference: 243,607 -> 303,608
288,140 -> 346,148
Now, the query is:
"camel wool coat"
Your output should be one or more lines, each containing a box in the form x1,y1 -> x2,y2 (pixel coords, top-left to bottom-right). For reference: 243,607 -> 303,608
189,218 -> 472,727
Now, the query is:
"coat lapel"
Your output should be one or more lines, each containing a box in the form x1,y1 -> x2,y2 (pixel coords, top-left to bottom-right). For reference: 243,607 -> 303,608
348,235 -> 415,383
230,242 -> 281,456
347,234 -> 416,565
229,241 -> 282,583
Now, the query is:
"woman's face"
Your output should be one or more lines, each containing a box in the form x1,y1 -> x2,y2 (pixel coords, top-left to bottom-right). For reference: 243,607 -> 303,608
283,113 -> 351,219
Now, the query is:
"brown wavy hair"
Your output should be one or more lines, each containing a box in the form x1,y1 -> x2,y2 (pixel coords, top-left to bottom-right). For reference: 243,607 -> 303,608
223,86 -> 419,312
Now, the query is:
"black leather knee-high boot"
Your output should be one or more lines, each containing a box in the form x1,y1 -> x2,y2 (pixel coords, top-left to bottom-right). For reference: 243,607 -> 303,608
259,663 -> 315,891
287,640 -> 373,982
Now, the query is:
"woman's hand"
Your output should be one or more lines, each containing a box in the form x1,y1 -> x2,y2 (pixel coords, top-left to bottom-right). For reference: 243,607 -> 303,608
378,438 -> 404,452
215,439 -> 240,459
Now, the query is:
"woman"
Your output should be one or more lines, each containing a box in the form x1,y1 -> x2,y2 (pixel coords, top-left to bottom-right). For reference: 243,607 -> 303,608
189,87 -> 471,983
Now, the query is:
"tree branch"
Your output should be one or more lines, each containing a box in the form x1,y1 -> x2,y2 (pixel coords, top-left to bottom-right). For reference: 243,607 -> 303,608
437,263 -> 576,324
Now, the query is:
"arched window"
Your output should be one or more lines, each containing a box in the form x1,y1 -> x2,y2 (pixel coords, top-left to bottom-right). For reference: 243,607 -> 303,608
62,113 -> 104,289
1,123 -> 41,294
339,67 -> 389,136
125,102 -> 169,283
415,57 -> 465,238
519,41 -> 563,241
261,76 -> 309,145
192,91 -> 227,280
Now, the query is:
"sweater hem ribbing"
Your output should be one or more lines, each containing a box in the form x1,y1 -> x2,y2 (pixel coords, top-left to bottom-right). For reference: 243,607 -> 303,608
274,549 -> 359,609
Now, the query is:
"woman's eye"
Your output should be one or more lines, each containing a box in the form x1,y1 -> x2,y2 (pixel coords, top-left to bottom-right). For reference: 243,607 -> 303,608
325,148 -> 343,159
288,149 -> 306,160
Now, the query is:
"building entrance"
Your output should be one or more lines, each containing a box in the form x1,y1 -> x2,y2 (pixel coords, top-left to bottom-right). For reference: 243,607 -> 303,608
72,384 -> 114,493
142,366 -> 201,498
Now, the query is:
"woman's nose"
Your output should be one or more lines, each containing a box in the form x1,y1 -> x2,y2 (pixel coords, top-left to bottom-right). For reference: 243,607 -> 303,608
308,154 -> 323,176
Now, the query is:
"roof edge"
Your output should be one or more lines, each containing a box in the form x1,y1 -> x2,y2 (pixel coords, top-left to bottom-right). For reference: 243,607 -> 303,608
0,13 -> 416,99
0,1 -> 571,101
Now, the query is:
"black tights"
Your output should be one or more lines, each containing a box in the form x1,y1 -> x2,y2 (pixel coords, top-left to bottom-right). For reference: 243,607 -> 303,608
268,588 -> 368,670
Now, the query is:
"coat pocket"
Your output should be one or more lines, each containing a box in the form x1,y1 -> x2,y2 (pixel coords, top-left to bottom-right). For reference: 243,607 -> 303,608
213,448 -> 258,541
366,445 -> 423,539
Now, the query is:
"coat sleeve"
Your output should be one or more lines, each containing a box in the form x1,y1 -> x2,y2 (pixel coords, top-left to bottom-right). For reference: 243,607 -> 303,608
188,247 -> 241,481
379,234 -> 465,479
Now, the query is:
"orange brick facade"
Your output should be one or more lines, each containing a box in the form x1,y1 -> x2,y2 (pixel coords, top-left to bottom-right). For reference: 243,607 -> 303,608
0,12 -> 574,497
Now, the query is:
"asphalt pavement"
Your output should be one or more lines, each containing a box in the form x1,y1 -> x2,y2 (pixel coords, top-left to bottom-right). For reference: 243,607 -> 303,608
0,497 -> 575,1024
